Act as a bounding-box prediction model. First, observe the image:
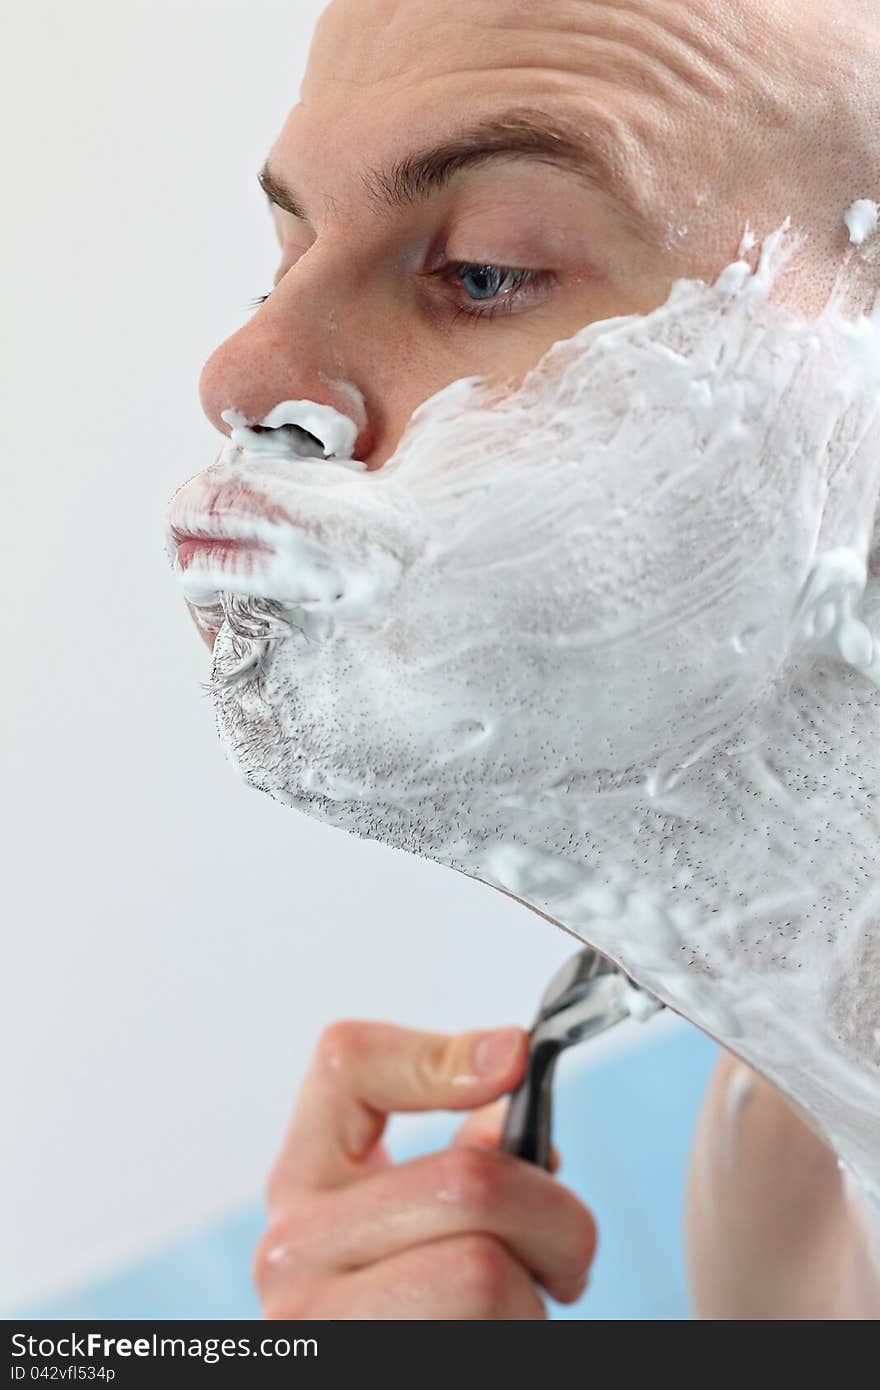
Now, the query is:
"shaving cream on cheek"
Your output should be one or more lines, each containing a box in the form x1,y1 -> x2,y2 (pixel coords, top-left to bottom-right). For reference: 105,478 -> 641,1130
168,222 -> 880,1220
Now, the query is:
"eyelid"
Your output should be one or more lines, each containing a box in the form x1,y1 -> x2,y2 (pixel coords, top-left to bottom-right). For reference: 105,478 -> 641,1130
251,258 -> 554,321
421,260 -> 554,322
421,257 -> 538,280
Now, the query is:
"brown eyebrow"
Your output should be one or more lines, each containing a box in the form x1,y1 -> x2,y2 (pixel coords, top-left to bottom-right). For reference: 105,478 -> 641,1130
257,107 -> 652,240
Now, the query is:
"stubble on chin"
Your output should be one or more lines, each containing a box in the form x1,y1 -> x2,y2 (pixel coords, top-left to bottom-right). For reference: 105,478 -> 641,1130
197,591 -> 296,696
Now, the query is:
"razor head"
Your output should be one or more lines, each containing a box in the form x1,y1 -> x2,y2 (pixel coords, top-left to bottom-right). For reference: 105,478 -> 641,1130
501,946 -> 664,1169
533,946 -> 664,1045
534,946 -> 619,1024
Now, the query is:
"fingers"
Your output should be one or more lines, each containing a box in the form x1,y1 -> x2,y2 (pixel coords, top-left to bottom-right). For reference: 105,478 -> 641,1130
270,1020 -> 528,1192
262,1233 -> 550,1321
452,1099 -> 562,1174
257,1018 -> 596,1320
256,1142 -> 596,1304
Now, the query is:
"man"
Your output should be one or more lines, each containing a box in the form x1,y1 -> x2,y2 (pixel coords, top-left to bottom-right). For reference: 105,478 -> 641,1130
182,0 -> 880,1317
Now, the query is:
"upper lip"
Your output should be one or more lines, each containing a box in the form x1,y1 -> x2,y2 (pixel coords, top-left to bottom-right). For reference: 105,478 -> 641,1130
167,480 -> 293,547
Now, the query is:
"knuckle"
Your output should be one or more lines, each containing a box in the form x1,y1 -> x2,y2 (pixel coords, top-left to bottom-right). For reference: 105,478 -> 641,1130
410,1047 -> 440,1095
251,1211 -> 314,1293
436,1146 -> 502,1213
563,1197 -> 598,1275
262,1290 -> 314,1320
314,1018 -> 366,1073
537,1187 -> 597,1283
252,1223 -> 292,1295
453,1234 -> 516,1316
409,1032 -> 457,1092
577,1204 -> 599,1271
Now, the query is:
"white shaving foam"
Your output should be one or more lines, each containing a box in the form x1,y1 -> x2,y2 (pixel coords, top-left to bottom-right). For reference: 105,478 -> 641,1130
845,198 -> 880,247
167,222 -> 880,1222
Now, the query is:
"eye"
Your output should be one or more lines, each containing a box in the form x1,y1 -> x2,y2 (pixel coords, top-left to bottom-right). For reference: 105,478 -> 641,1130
424,260 -> 554,323
245,260 -> 554,321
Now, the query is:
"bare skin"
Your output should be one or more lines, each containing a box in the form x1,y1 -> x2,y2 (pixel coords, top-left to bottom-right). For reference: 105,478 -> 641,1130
687,1053 -> 880,1319
192,0 -> 880,1317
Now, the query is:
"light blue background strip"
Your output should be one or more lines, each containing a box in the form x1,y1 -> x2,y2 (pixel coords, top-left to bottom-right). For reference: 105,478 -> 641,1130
17,1025 -> 718,1321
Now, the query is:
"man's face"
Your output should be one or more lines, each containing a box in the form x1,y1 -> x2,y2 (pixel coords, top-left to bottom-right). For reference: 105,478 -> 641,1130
169,0 -> 880,1208
195,0 -> 853,561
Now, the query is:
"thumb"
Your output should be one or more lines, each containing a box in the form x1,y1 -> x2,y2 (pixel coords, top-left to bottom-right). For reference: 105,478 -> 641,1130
277,1021 -> 529,1192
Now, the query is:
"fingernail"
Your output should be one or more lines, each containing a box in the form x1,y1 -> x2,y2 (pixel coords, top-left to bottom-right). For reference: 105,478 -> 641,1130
471,1027 -> 522,1078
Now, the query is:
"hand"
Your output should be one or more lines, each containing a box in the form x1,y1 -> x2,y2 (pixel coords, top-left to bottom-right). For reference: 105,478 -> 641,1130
254,1020 -> 597,1319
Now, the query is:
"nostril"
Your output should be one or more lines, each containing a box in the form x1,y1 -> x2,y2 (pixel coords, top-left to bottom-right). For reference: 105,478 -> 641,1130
251,422 -> 326,456
221,402 -> 362,464
251,424 -> 317,441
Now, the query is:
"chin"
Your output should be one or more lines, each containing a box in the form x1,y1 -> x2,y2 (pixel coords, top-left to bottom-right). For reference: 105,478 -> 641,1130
186,601 -> 220,653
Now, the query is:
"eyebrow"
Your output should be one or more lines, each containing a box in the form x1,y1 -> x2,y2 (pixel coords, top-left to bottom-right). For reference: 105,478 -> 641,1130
257,107 -> 651,240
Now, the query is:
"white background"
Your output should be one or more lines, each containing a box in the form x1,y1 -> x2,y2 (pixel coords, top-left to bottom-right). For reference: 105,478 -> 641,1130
0,0 -> 663,1310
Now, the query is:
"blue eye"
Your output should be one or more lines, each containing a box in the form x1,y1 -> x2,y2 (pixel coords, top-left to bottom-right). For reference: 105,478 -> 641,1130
247,261 -> 552,323
459,265 -> 510,300
428,260 -> 551,322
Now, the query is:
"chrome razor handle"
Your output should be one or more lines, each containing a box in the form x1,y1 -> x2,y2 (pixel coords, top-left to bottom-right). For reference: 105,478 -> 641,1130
499,1033 -> 565,1170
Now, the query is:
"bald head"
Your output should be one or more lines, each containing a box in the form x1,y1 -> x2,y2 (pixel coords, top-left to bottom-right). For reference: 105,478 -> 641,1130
197,0 -> 880,472
306,0 -> 880,305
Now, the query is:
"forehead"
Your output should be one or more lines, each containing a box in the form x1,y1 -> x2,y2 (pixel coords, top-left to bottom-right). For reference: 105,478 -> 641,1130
292,0 -> 791,204
274,0 -> 838,274
306,0 -> 772,93
309,0 -> 601,80
286,4 -> 656,218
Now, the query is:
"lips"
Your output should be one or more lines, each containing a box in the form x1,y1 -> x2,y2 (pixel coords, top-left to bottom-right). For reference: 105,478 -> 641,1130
174,535 -> 273,572
167,479 -> 294,554
166,461 -> 406,621
165,477 -> 292,605
166,475 -> 330,609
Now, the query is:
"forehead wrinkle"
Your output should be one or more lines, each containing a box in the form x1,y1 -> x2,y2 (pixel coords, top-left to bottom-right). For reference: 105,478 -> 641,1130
293,2 -> 816,260
318,1 -> 768,107
489,0 -> 764,89
438,22 -> 757,114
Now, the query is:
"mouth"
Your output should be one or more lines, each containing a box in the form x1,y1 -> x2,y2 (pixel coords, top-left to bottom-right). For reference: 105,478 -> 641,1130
166,476 -> 327,609
166,478 -> 293,576
166,479 -> 289,606
174,535 -> 274,573
168,479 -> 293,547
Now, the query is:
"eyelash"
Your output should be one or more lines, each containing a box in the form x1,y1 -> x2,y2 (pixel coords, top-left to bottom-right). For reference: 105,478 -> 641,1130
422,261 -> 552,323
245,261 -> 552,323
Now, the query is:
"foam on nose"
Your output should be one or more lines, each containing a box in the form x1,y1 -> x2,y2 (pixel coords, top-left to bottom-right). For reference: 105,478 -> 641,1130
221,400 -> 360,461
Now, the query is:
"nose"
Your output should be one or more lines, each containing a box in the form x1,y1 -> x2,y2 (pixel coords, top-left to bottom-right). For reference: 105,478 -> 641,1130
198,307 -> 378,464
